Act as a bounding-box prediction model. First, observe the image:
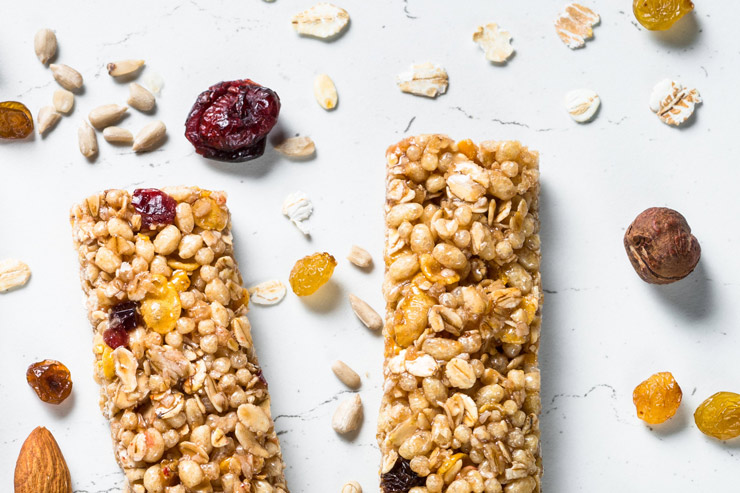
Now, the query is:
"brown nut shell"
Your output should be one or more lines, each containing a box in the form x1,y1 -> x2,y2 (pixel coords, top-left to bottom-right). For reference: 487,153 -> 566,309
624,207 -> 700,284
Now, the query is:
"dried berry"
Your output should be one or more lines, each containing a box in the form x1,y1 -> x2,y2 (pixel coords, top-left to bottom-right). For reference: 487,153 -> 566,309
633,0 -> 693,31
289,252 -> 337,296
103,326 -> 129,349
185,79 -> 281,163
633,371 -> 682,424
26,360 -> 73,404
381,457 -> 425,493
109,301 -> 140,332
694,391 -> 740,440
0,101 -> 34,139
624,207 -> 700,284
132,188 -> 177,229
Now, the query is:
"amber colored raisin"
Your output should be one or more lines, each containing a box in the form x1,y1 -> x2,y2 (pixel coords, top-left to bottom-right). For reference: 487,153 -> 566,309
193,196 -> 229,231
633,371 -> 682,424
141,274 -> 182,334
633,0 -> 694,31
381,457 -> 426,493
184,79 -> 281,163
132,188 -> 177,229
694,391 -> 740,440
289,252 -> 336,296
0,101 -> 34,139
26,359 -> 73,404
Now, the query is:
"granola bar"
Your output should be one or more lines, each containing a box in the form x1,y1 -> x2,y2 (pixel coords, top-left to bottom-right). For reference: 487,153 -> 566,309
70,187 -> 288,493
378,136 -> 542,493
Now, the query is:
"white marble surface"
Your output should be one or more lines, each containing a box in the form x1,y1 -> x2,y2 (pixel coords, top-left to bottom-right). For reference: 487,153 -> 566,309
1,1 -> 739,491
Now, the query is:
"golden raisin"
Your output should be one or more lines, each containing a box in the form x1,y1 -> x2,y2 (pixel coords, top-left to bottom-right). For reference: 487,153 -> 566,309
392,285 -> 435,347
193,196 -> 229,231
0,101 -> 34,139
170,269 -> 191,292
289,252 -> 337,296
141,274 -> 182,334
694,391 -> 740,440
456,139 -> 477,160
26,359 -> 73,404
633,0 -> 694,31
633,371 -> 682,424
420,253 -> 460,285
101,347 -> 115,379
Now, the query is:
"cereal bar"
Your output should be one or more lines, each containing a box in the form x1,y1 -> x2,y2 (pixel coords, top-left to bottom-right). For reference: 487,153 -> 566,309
70,187 -> 288,493
378,136 -> 542,493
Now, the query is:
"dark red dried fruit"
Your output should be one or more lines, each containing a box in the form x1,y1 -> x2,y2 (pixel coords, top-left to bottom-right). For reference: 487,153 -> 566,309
185,79 -> 280,163
103,326 -> 129,349
26,359 -> 73,404
110,301 -> 140,332
381,458 -> 425,493
256,368 -> 268,388
132,188 -> 177,229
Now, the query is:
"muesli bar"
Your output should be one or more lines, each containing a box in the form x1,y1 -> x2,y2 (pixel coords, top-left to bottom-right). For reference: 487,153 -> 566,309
70,187 -> 287,493
378,136 -> 542,493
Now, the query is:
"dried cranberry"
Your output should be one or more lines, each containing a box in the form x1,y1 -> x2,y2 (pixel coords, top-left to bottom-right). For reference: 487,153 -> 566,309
132,188 -> 177,228
256,368 -> 268,388
103,326 -> 129,349
110,301 -> 140,332
381,457 -> 425,493
184,79 -> 281,163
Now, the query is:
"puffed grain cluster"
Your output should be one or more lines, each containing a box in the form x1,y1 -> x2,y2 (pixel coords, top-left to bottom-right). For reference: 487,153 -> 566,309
70,186 -> 287,493
379,136 -> 542,493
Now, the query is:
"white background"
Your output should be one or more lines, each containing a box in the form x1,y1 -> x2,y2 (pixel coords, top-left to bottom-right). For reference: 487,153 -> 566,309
1,1 -> 738,491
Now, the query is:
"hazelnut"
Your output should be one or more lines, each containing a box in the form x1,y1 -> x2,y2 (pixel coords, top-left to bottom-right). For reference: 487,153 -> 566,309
624,207 -> 701,284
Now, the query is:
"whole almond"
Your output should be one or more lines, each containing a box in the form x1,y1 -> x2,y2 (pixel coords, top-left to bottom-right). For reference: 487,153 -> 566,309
14,426 -> 72,493
107,59 -> 145,77
103,126 -> 134,145
34,28 -> 57,65
37,106 -> 61,135
78,121 -> 98,158
52,89 -> 74,114
348,294 -> 383,331
88,104 -> 128,130
331,360 -> 361,389
128,83 -> 156,112
132,120 -> 166,152
50,64 -> 83,91
332,394 -> 363,434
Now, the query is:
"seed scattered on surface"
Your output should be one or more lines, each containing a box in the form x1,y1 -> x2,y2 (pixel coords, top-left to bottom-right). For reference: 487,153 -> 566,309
50,64 -> 83,91
555,3 -> 600,49
564,88 -> 600,123
332,393 -> 363,434
314,74 -> 338,110
52,89 -> 74,114
341,481 -> 363,493
282,191 -> 313,236
0,259 -> 31,292
37,106 -> 61,135
34,28 -> 57,65
331,360 -> 361,389
103,127 -> 134,145
106,59 -> 145,77
473,23 -> 515,63
397,62 -> 449,98
347,245 -> 373,268
292,3 -> 350,40
649,79 -> 701,127
78,121 -> 98,158
88,104 -> 128,130
248,280 -> 287,306
127,83 -> 156,112
349,294 -> 383,331
274,136 -> 315,158
142,72 -> 164,96
132,120 -> 166,152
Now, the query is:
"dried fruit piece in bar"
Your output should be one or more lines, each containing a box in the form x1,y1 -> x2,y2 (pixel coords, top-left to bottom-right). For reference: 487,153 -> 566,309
0,101 -> 34,139
634,0 -> 694,30
633,371 -> 682,424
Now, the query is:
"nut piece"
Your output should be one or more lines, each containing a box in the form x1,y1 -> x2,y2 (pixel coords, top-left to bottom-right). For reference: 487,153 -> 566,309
132,120 -> 166,152
332,393 -> 363,434
282,191 -> 313,235
103,126 -> 134,145
555,3 -> 600,49
14,426 -> 72,493
0,258 -> 31,292
349,294 -> 383,331
341,481 -> 363,493
292,3 -> 350,39
397,62 -> 449,98
649,79 -> 702,127
314,73 -> 338,110
624,207 -> 701,284
52,89 -> 74,114
37,106 -> 61,135
34,28 -> 57,65
564,88 -> 600,123
50,64 -> 83,91
274,136 -> 315,158
248,280 -> 287,306
128,83 -> 156,112
347,245 -> 373,268
88,104 -> 128,130
78,121 -> 98,158
473,23 -> 514,63
107,59 -> 145,77
331,360 -> 361,389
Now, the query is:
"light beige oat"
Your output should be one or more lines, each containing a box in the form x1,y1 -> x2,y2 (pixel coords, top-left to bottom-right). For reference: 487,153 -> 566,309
341,481 -> 362,493
473,23 -> 514,63
555,3 -> 600,49
248,280 -> 287,306
292,3 -> 350,39
397,63 -> 449,98
0,259 -> 31,292
649,79 -> 701,126
564,88 -> 600,123
274,136 -> 315,158
282,191 -> 313,236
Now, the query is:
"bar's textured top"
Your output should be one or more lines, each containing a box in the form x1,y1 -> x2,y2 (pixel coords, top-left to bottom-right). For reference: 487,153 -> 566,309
70,186 -> 287,493
379,136 -> 542,493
